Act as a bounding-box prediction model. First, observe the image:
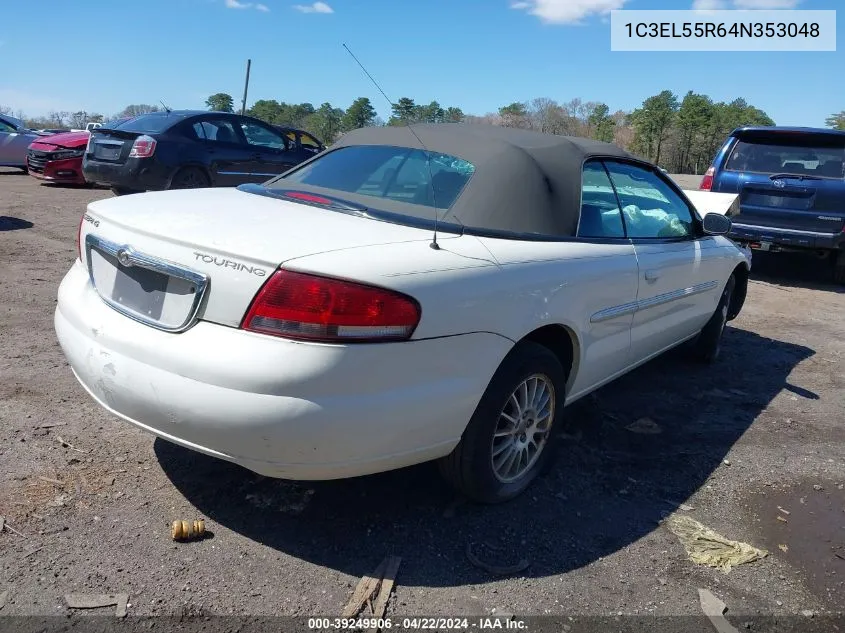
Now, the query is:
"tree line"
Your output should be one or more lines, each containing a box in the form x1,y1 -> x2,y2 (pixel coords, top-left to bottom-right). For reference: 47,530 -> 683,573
204,92 -> 466,148
204,90 -> 783,174
0,103 -> 167,131
4,96 -> 844,176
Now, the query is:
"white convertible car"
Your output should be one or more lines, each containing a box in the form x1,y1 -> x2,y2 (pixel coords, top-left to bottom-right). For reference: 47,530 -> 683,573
55,123 -> 751,503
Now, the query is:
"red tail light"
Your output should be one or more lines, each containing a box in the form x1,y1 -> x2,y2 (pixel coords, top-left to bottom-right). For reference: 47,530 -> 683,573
700,166 -> 715,191
242,270 -> 422,343
129,135 -> 156,158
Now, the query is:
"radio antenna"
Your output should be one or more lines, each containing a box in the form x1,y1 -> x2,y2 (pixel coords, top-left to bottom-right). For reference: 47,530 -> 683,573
342,43 -> 440,250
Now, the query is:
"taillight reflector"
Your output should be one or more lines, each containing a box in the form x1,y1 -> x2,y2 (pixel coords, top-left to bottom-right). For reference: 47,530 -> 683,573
129,135 -> 157,158
241,270 -> 421,343
700,166 -> 715,191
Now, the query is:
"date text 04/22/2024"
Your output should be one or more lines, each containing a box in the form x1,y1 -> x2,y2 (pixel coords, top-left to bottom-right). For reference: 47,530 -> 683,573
307,617 -> 527,630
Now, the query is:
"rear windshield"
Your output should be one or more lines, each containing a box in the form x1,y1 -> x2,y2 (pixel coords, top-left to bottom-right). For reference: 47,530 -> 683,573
725,134 -> 845,179
274,145 -> 476,210
107,113 -> 181,134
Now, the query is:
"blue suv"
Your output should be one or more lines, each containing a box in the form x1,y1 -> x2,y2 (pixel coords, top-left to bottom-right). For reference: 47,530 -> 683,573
701,126 -> 845,283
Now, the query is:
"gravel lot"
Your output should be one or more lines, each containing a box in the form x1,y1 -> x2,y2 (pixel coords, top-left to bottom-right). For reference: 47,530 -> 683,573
1,170 -> 844,627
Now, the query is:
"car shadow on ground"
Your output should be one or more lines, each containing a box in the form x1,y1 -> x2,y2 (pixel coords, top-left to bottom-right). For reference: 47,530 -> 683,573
0,216 -> 34,231
40,182 -> 96,189
750,251 -> 844,294
156,327 -> 814,587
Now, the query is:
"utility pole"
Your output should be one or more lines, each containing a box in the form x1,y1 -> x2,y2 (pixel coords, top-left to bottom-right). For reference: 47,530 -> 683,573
241,59 -> 252,115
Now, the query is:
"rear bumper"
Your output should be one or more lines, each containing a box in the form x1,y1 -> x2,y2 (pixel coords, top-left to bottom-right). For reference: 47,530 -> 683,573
729,222 -> 845,251
27,157 -> 87,184
54,260 -> 511,480
82,157 -> 172,191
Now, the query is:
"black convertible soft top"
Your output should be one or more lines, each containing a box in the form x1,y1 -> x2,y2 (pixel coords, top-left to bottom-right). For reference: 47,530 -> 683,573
328,122 -> 638,238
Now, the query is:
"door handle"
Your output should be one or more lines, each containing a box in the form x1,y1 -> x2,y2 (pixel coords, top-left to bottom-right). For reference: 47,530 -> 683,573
644,270 -> 661,282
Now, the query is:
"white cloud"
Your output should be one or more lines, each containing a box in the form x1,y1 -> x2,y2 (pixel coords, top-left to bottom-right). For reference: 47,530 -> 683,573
692,0 -> 801,8
510,0 -> 628,24
733,0 -> 800,7
225,0 -> 269,10
293,1 -> 333,13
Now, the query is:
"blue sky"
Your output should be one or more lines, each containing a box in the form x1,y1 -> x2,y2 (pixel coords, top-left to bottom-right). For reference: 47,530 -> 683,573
1,0 -> 842,126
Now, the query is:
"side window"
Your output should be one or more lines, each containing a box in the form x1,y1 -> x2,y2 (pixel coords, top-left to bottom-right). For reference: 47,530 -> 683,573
191,122 -> 207,140
578,161 -> 625,238
603,161 -> 695,239
240,121 -> 287,151
197,119 -> 244,146
173,121 -> 202,141
0,120 -> 17,133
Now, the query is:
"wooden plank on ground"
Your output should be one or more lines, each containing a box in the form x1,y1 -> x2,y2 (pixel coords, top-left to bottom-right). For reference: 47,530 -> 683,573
368,556 -> 402,632
341,558 -> 388,618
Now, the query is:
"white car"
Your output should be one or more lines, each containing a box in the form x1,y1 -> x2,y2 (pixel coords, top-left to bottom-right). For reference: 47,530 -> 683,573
54,123 -> 750,503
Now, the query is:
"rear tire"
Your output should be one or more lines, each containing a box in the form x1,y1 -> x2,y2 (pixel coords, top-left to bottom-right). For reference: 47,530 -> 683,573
110,186 -> 142,196
169,167 -> 210,190
691,274 -> 735,364
437,341 -> 567,504
834,251 -> 845,285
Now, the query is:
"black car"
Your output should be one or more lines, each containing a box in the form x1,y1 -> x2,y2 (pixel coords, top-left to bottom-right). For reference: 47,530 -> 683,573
82,110 -> 316,195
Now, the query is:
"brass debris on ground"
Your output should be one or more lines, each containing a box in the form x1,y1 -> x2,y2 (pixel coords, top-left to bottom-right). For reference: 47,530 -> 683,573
171,519 -> 206,541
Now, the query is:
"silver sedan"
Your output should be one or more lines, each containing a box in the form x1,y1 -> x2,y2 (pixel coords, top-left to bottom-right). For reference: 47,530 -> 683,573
0,114 -> 41,170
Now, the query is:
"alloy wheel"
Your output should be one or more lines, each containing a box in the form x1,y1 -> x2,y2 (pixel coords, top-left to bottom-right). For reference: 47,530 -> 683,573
490,374 -> 555,483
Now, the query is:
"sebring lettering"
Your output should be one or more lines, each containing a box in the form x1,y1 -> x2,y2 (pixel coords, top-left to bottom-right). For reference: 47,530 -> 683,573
193,252 -> 267,277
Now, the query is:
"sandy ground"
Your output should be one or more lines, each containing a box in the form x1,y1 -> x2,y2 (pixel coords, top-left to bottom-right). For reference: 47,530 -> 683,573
1,170 -> 843,628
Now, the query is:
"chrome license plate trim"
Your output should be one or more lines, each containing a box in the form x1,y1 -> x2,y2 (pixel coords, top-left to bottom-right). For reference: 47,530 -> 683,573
85,233 -> 209,333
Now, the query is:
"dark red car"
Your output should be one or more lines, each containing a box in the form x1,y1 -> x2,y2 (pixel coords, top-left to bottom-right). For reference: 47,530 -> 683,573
27,131 -> 90,185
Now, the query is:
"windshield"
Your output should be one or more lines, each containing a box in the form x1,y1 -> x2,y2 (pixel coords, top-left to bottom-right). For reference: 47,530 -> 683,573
2,114 -> 25,130
273,145 -> 476,211
725,135 -> 845,179
100,117 -> 131,129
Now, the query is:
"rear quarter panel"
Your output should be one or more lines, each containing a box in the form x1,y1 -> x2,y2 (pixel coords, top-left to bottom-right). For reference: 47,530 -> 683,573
152,133 -> 206,183
284,236 -> 642,399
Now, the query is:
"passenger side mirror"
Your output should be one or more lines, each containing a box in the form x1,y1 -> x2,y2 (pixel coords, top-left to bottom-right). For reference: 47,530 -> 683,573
702,212 -> 732,236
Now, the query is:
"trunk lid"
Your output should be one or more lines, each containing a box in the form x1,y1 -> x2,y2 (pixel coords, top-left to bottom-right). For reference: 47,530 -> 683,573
80,187 -> 450,329
713,129 -> 845,234
86,128 -> 141,164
